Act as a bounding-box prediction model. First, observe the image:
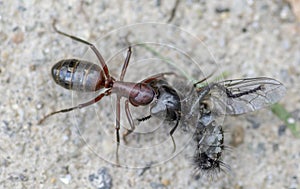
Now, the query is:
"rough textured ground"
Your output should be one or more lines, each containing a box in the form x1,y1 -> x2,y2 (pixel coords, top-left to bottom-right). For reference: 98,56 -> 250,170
1,1 -> 300,189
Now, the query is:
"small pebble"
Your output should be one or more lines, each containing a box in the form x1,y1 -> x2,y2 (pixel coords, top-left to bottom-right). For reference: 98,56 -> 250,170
247,0 -> 254,6
282,39 -> 291,50
155,0 -> 161,7
278,125 -> 286,136
12,32 -> 24,44
161,179 -> 170,186
89,167 -> 112,189
50,177 -> 56,184
8,172 -> 28,182
272,143 -> 279,152
256,143 -> 266,157
150,182 -> 165,189
289,175 -> 299,189
0,31 -> 8,43
280,5 -> 292,21
30,64 -> 36,71
287,117 -> 296,124
215,7 -> 230,14
230,125 -> 245,147
247,116 -> 261,129
36,102 -> 43,109
291,109 -> 300,121
59,174 -> 72,185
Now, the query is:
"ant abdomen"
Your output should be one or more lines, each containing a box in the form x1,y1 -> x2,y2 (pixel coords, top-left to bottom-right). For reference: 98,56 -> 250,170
51,59 -> 105,91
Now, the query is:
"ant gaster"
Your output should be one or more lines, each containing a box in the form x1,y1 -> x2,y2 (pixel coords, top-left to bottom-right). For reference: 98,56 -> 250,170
38,21 -> 181,159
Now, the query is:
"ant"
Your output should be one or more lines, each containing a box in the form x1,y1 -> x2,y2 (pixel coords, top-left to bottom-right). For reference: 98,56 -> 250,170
38,21 -> 181,161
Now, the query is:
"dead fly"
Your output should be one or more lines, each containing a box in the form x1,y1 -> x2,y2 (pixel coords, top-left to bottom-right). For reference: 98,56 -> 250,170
38,21 -> 181,162
192,77 -> 286,176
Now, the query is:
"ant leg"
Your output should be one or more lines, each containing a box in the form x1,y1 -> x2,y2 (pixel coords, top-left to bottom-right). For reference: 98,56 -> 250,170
120,47 -> 132,81
169,111 -> 181,136
52,20 -> 110,79
112,45 -> 132,163
115,95 -> 121,143
113,47 -> 132,162
140,72 -> 176,84
170,134 -> 176,153
38,89 -> 111,124
169,111 -> 181,153
122,100 -> 135,143
193,71 -> 215,87
137,115 -> 151,122
115,95 -> 121,164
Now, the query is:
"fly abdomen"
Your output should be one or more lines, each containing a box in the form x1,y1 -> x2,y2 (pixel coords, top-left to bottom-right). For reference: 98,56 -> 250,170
51,59 -> 105,91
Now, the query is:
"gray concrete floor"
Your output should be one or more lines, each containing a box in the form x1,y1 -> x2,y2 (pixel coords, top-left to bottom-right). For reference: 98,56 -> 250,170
1,1 -> 300,188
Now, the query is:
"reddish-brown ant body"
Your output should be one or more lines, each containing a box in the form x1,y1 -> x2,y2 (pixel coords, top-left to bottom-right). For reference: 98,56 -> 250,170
38,21 -> 181,152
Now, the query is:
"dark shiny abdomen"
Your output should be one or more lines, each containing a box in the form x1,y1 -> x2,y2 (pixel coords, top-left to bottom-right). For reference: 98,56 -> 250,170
51,59 -> 105,91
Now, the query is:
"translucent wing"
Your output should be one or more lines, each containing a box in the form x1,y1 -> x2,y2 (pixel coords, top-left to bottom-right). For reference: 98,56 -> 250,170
204,77 -> 286,115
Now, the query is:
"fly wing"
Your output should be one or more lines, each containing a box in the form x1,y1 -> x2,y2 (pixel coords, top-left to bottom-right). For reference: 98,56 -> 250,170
207,77 -> 286,115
